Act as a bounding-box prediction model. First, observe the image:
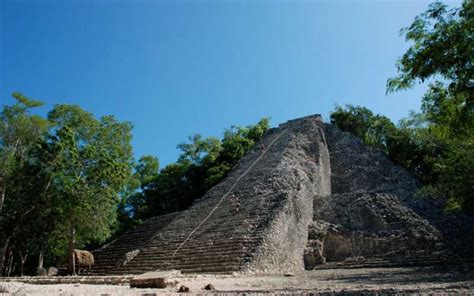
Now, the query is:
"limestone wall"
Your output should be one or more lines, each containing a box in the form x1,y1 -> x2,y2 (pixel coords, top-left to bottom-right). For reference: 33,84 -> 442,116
311,124 -> 442,263
92,115 -> 332,275
245,115 -> 331,273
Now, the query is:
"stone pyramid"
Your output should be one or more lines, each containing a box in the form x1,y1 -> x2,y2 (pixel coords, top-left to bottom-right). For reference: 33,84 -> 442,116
90,115 -> 474,275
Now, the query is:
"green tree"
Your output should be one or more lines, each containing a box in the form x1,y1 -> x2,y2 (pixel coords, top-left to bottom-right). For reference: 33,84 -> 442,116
0,93 -> 48,213
387,0 -> 473,137
135,155 -> 160,187
329,105 -> 444,185
119,155 -> 160,225
46,105 -> 134,274
0,93 -> 49,275
177,134 -> 221,166
387,0 -> 474,212
330,105 -> 397,153
131,118 -> 270,218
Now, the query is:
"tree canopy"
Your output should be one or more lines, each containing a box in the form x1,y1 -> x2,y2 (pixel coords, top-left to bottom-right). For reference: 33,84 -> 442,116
332,0 -> 473,213
0,97 -> 135,275
0,94 -> 269,276
124,118 -> 270,221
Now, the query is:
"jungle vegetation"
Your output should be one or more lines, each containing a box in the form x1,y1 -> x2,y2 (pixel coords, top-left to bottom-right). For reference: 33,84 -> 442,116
0,0 -> 471,276
331,0 -> 473,213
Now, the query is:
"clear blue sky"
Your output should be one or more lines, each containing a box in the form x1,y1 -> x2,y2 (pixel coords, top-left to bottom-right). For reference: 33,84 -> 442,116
0,0 -> 460,166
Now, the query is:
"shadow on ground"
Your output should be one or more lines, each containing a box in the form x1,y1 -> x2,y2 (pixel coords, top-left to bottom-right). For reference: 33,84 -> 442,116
325,265 -> 474,286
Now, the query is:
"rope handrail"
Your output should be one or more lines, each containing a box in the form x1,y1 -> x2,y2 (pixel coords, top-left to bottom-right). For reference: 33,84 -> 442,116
171,129 -> 288,258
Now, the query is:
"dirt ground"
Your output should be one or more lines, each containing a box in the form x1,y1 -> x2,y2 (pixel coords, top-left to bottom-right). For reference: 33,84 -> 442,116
1,266 -> 473,295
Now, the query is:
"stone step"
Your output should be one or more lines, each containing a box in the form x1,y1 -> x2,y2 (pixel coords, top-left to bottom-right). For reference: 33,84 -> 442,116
313,257 -> 449,270
110,263 -> 241,275
0,275 -> 133,285
179,265 -> 241,274
122,245 -> 253,257
104,254 -> 244,267
94,233 -> 262,256
136,243 -> 251,254
92,248 -> 251,273
113,260 -> 242,273
91,231 -> 263,274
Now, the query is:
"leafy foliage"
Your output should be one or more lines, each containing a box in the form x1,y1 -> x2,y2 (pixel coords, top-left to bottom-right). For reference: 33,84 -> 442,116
330,105 -> 442,185
330,105 -> 397,153
125,118 -> 270,221
388,0 -> 473,212
332,1 -> 473,213
0,93 -> 50,275
387,1 -> 473,100
0,104 -> 268,270
46,106 -> 134,273
0,96 -> 134,275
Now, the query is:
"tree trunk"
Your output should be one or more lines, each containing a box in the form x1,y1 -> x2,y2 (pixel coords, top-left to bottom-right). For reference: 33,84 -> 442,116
0,183 -> 5,273
68,227 -> 76,275
0,187 -> 4,215
0,237 -> 10,276
6,249 -> 13,277
0,246 -> 5,276
20,251 -> 28,277
38,248 -> 44,269
0,206 -> 34,275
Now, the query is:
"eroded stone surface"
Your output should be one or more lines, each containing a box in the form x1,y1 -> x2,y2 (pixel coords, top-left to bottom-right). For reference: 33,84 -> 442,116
321,123 -> 474,262
92,115 -> 330,275
91,115 -> 474,275
129,271 -> 180,288
312,192 -> 441,262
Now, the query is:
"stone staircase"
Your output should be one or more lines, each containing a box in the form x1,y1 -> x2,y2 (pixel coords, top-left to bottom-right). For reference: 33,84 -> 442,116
89,115 -> 331,275
90,213 -> 179,275
105,209 -> 264,274
90,193 -> 259,275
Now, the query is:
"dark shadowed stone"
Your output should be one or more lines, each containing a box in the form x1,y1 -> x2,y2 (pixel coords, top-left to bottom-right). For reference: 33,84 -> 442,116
203,283 -> 215,290
36,267 -> 47,276
322,123 -> 474,260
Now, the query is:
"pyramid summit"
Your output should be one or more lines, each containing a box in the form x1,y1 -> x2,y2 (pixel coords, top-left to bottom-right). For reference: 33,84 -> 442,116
90,115 -> 474,275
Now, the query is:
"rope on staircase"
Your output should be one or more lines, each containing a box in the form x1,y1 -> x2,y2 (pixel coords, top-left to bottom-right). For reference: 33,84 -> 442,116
172,128 -> 288,258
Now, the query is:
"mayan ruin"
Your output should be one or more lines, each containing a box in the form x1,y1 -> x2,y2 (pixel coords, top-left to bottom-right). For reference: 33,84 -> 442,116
2,0 -> 473,294
2,114 -> 474,294
89,114 -> 474,274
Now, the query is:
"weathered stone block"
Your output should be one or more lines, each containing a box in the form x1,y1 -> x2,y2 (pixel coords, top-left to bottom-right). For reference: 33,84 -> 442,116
130,271 -> 180,288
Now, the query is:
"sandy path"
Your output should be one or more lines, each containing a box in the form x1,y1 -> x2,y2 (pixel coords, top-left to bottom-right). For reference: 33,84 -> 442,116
1,266 -> 473,295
